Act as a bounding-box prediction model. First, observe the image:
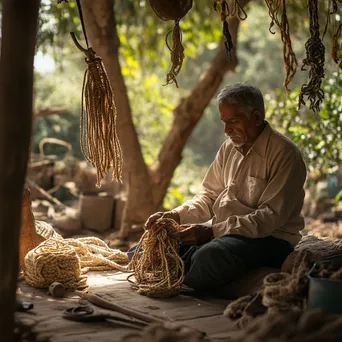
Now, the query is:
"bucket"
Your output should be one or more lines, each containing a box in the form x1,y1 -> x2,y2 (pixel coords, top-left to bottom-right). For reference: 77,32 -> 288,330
308,255 -> 342,314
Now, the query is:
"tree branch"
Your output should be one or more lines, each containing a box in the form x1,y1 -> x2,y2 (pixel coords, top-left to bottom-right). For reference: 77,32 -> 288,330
34,107 -> 67,118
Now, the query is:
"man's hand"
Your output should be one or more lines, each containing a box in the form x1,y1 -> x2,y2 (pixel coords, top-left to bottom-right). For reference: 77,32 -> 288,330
174,224 -> 213,245
144,210 -> 180,230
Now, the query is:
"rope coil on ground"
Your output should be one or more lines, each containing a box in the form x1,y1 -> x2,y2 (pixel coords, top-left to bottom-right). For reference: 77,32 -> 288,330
224,250 -> 312,327
24,236 -> 129,289
229,309 -> 342,342
24,239 -> 87,289
128,218 -> 184,298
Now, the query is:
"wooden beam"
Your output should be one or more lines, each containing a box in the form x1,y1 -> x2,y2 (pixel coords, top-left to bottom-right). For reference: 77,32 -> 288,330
0,1 -> 40,341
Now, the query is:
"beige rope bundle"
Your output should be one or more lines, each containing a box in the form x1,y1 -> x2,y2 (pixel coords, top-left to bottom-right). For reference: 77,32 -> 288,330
24,239 -> 87,289
66,237 -> 128,272
224,250 -> 312,327
24,236 -> 129,289
230,310 -> 342,342
128,218 -> 184,298
24,217 -> 184,297
78,45 -> 123,186
67,0 -> 123,187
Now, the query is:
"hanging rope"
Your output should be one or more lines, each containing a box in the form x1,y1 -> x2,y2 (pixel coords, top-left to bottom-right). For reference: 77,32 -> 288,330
298,0 -> 326,114
128,218 -> 184,298
264,0 -> 298,92
165,19 -> 184,87
67,0 -> 123,187
148,0 -> 193,87
213,0 -> 248,60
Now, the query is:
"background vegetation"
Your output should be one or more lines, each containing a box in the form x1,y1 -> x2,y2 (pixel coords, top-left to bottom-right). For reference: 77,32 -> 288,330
32,0 -> 342,209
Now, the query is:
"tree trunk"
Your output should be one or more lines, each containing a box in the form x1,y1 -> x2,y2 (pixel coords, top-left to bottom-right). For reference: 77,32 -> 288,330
0,1 -> 40,341
80,0 -> 155,237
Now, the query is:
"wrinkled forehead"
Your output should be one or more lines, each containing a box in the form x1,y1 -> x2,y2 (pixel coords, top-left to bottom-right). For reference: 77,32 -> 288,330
219,103 -> 246,121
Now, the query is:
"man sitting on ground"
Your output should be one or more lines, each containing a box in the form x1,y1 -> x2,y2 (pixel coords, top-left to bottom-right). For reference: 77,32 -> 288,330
145,83 -> 307,292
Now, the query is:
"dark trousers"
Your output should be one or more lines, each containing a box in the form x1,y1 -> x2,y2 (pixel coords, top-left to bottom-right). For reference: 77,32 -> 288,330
127,234 -> 293,292
179,235 -> 293,291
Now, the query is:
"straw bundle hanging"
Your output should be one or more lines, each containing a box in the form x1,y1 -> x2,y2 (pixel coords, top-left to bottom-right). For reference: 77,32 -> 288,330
70,0 -> 123,187
148,0 -> 193,87
264,0 -> 298,92
213,0 -> 248,60
298,0 -> 325,114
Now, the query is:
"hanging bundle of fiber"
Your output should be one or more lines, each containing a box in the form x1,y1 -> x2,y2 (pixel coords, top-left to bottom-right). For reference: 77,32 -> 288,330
264,0 -> 298,92
298,0 -> 325,114
70,0 -> 123,186
148,0 -> 193,87
213,0 -> 248,60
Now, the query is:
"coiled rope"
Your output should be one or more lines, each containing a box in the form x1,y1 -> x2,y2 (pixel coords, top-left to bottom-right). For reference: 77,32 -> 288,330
24,236 -> 129,289
128,218 -> 184,298
230,309 -> 342,342
24,218 -> 184,298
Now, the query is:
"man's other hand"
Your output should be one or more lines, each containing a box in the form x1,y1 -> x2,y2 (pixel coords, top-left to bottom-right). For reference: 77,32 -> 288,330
174,224 -> 213,245
144,210 -> 180,230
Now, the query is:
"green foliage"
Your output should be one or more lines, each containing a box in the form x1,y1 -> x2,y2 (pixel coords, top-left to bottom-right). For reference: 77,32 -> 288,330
163,151 -> 208,209
267,71 -> 342,181
33,60 -> 84,160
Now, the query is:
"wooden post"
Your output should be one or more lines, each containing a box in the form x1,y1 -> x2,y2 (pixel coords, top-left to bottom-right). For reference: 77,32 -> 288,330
0,1 -> 40,341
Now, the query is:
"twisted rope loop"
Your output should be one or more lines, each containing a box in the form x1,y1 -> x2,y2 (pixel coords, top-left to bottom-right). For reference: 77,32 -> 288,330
128,218 -> 184,298
24,237 -> 129,289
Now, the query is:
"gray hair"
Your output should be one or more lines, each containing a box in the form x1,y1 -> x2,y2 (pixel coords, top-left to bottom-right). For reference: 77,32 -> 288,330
216,83 -> 265,119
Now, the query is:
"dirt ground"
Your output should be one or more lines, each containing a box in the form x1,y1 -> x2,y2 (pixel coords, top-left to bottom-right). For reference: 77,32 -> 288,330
17,271 -> 242,342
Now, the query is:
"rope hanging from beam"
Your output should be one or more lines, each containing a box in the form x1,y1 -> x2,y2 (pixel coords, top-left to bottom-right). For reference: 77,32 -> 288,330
148,0 -> 193,87
59,0 -> 123,187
